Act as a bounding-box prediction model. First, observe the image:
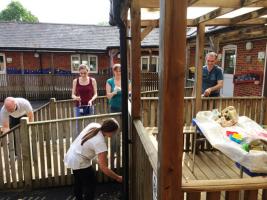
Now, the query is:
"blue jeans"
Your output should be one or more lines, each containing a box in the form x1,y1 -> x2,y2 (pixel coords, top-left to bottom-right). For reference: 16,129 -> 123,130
74,106 -> 94,117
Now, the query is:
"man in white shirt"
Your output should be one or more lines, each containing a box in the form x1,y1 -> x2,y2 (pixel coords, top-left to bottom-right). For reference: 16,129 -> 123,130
0,97 -> 34,133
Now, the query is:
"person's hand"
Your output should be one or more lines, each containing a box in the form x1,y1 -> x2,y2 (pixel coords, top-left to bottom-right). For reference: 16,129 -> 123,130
88,100 -> 92,106
75,96 -> 81,101
203,88 -> 211,97
112,90 -> 118,96
116,176 -> 122,183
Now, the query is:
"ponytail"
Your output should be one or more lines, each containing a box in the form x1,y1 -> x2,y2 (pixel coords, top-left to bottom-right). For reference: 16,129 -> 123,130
81,118 -> 119,146
81,127 -> 101,145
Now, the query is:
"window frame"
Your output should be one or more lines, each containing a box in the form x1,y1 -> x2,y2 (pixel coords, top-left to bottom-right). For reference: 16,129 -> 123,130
222,45 -> 237,75
71,54 -> 98,74
141,56 -> 150,72
0,53 -> 6,74
151,56 -> 159,72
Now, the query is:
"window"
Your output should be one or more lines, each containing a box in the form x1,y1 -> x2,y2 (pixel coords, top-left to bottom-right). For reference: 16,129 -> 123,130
222,45 -> 237,74
150,56 -> 159,72
71,54 -> 98,73
141,56 -> 149,72
0,53 -> 6,74
71,55 -> 80,73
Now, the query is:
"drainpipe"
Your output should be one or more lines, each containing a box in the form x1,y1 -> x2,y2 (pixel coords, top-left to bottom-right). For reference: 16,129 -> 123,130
111,0 -> 129,199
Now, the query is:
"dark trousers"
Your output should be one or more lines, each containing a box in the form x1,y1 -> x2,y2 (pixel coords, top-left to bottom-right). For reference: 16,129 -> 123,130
9,115 -> 25,155
73,166 -> 96,200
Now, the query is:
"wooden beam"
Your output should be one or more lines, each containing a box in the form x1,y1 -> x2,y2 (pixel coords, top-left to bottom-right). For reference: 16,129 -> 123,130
141,20 -> 158,41
231,8 -> 267,24
158,0 -> 187,199
140,0 -> 267,8
140,0 -> 159,8
131,0 -> 141,119
219,30 -> 267,42
129,19 -> 159,28
238,18 -> 267,25
197,18 -> 267,26
217,25 -> 266,39
135,13 -> 266,28
192,8 -> 235,25
195,23 -> 205,114
188,0 -> 265,8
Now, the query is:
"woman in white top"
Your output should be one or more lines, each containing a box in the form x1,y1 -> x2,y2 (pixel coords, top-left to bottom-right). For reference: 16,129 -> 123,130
64,118 -> 122,200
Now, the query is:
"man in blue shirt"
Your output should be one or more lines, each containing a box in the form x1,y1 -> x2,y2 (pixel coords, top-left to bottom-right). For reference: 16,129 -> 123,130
202,52 -> 224,97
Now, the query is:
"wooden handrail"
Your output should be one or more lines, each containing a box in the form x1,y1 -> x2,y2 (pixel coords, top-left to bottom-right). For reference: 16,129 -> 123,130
133,119 -> 158,174
182,177 -> 267,192
28,113 -> 121,125
33,101 -> 50,112
0,124 -> 20,139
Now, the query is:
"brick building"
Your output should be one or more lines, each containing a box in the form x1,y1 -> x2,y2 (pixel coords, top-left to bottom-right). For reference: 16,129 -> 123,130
187,26 -> 267,96
0,22 -> 266,97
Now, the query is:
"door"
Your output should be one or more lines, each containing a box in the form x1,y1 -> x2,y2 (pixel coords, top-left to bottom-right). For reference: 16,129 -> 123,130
221,45 -> 237,97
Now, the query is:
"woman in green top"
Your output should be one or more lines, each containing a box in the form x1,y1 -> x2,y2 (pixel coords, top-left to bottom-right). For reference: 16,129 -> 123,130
106,64 -> 122,112
106,64 -> 131,113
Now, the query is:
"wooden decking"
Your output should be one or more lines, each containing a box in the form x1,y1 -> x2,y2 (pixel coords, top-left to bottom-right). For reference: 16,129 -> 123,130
182,151 -> 243,181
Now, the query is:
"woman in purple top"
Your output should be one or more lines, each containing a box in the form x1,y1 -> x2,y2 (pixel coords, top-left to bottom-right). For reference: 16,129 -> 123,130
72,64 -> 97,116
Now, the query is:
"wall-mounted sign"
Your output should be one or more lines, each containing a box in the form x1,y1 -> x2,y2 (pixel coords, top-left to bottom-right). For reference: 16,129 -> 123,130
6,57 -> 12,63
258,51 -> 265,60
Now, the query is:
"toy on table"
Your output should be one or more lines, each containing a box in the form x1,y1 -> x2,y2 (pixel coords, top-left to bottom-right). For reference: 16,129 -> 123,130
226,131 -> 243,144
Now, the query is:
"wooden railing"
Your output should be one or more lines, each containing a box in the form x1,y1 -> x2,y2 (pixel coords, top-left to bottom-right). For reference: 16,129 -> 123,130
141,96 -> 265,127
131,119 -> 157,200
182,178 -> 267,199
0,72 -> 162,100
140,87 -> 193,97
0,113 -> 122,190
141,72 -> 159,91
141,96 -> 266,152
0,74 -> 109,100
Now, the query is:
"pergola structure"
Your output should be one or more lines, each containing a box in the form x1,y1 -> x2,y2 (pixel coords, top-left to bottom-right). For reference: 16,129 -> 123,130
110,0 -> 267,199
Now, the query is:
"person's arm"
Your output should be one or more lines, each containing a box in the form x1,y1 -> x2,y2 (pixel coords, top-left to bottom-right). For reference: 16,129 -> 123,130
204,80 -> 223,96
98,151 -> 122,182
89,78 -> 98,106
71,79 -> 81,101
1,120 -> 10,133
106,81 -> 117,100
27,111 -> 34,122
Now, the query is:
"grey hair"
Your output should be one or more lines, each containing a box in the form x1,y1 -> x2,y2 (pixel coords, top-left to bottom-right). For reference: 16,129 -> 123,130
206,52 -> 218,59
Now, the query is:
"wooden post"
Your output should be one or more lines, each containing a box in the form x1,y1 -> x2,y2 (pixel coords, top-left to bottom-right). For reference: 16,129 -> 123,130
158,0 -> 187,199
262,56 -> 267,125
20,117 -> 32,190
131,0 -> 141,119
50,98 -> 57,119
195,23 -> 205,114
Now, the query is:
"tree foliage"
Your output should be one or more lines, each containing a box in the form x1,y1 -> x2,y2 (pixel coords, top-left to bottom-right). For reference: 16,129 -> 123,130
0,1 -> 38,23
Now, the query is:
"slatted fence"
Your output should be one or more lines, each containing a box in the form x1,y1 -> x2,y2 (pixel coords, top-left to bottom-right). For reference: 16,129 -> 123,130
0,114 -> 122,190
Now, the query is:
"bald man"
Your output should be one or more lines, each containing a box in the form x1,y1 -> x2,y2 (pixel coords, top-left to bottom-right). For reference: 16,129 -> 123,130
0,97 -> 34,133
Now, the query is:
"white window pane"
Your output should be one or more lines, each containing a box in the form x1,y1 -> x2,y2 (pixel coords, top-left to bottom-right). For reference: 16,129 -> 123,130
89,56 -> 97,72
71,55 -> 80,73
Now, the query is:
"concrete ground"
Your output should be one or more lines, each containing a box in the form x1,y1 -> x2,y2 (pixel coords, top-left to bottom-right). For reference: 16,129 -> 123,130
0,183 -> 122,200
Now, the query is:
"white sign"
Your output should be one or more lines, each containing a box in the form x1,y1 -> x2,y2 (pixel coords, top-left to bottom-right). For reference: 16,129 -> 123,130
152,171 -> 157,200
6,57 -> 12,63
